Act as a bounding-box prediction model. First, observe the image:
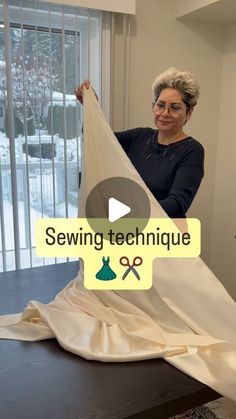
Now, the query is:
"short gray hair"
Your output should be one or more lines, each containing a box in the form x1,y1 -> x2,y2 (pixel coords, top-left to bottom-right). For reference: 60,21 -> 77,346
152,67 -> 200,109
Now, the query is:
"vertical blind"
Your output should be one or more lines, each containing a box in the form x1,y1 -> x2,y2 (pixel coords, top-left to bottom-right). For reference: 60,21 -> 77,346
0,0 -> 131,272
0,0 -> 104,271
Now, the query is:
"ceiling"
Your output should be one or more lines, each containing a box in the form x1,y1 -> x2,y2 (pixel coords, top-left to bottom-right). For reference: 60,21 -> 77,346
176,0 -> 236,26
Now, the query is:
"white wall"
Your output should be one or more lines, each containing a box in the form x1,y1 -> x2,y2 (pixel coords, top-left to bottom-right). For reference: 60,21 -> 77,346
113,0 -> 224,264
210,24 -> 236,299
173,0 -> 220,18
41,0 -> 136,14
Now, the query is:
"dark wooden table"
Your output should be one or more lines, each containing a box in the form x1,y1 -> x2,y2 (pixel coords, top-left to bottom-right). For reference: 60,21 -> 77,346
0,262 -> 220,419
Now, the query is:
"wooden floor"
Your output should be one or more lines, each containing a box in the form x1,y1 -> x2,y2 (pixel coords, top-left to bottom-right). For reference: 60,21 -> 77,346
0,262 -> 221,419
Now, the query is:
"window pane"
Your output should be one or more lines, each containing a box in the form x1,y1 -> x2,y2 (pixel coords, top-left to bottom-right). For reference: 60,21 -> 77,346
0,1 -> 101,271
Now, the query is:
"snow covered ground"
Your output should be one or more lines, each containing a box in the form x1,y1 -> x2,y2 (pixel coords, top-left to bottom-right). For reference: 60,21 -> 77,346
0,131 -> 82,164
0,131 -> 81,272
0,198 -> 78,272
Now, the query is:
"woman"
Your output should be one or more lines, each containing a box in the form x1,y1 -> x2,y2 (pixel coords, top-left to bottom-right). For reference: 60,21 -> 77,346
75,67 -> 204,218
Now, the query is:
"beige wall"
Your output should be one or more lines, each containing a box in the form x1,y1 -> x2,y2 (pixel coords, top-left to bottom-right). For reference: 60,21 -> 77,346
41,0 -> 136,14
113,0 -> 224,264
173,0 -> 220,18
210,25 -> 236,299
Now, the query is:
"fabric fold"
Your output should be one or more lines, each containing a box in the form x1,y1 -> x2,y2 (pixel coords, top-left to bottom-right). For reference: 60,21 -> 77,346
0,87 -> 236,401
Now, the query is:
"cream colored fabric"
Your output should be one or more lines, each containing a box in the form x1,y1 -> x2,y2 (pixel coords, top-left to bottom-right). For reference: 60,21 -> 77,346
0,88 -> 236,401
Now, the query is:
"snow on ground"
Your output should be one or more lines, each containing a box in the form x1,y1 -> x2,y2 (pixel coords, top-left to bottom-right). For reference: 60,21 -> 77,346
0,131 -> 82,164
0,199 -> 78,271
0,130 -> 81,271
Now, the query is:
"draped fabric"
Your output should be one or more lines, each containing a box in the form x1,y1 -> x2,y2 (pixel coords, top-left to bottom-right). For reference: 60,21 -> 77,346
0,88 -> 236,401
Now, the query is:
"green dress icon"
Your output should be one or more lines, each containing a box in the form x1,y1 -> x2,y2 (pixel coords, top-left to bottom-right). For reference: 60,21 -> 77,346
96,257 -> 117,281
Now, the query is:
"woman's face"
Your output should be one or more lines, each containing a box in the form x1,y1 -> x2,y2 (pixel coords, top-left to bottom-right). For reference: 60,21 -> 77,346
152,88 -> 193,134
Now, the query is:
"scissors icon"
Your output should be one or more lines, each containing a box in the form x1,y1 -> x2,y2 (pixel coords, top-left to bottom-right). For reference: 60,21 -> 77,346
119,256 -> 143,280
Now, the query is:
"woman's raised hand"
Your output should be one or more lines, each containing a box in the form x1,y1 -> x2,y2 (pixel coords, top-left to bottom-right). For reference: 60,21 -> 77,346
74,80 -> 91,105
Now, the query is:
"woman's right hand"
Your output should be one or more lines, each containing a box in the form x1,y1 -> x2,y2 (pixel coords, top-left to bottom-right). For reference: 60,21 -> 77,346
74,79 -> 91,105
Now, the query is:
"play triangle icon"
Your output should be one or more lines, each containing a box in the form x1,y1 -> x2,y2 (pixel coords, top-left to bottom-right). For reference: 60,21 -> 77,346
108,197 -> 131,222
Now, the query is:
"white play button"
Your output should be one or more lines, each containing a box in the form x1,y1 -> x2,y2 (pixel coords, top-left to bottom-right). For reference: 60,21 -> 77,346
108,197 -> 131,222
85,177 -> 151,238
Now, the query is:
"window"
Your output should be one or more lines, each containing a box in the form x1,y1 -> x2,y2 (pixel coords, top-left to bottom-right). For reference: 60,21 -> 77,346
0,0 -> 110,271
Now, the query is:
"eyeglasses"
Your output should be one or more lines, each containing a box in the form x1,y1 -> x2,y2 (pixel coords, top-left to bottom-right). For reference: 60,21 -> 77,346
153,100 -> 187,116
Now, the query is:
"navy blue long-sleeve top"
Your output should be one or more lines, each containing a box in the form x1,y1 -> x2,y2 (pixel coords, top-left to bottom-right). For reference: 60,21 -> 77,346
115,127 -> 204,218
